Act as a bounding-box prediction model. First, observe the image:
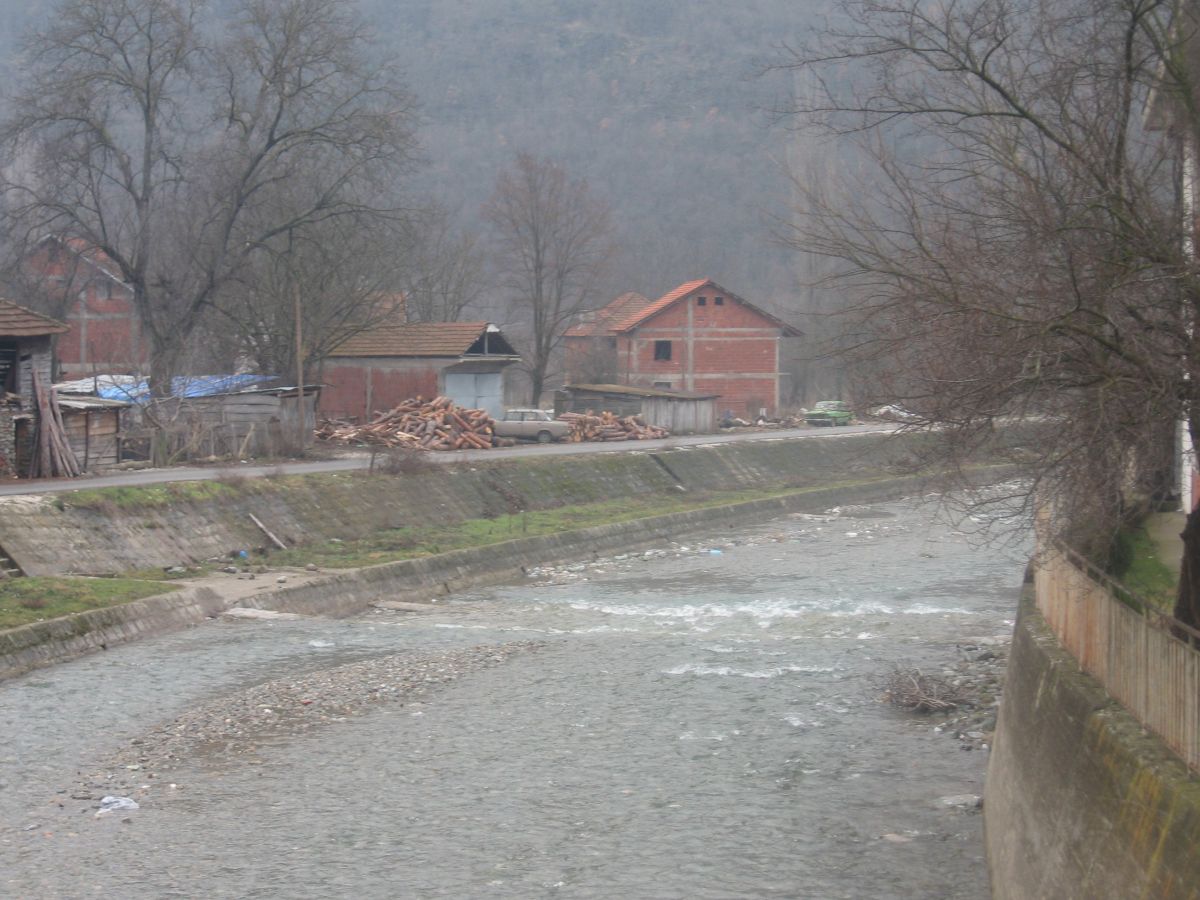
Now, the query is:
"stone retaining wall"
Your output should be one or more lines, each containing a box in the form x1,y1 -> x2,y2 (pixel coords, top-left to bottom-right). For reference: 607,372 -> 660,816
985,589 -> 1200,899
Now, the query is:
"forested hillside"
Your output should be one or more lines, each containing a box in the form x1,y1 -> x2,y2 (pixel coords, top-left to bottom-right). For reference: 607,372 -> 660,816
359,0 -> 830,308
0,0 -> 845,396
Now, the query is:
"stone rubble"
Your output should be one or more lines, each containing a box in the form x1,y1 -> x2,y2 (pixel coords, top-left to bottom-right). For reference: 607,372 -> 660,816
69,640 -> 544,815
930,636 -> 1009,752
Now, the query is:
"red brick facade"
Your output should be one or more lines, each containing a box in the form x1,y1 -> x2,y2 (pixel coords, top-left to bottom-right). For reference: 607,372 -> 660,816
565,280 -> 800,417
25,238 -> 147,379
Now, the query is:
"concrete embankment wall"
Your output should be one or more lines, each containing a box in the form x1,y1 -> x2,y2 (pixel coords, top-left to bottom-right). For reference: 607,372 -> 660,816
0,472 -> 945,681
985,589 -> 1200,900
0,431 -> 955,577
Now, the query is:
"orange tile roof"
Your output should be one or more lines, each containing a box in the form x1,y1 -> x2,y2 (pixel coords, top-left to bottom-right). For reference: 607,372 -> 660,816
564,292 -> 653,338
614,278 -> 802,336
0,298 -> 68,336
329,322 -> 514,358
613,278 -> 710,332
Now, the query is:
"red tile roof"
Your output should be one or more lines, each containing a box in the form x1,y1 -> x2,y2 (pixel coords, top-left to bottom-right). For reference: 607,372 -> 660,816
329,322 -> 516,358
614,279 -> 710,332
0,298 -> 69,336
614,278 -> 802,336
564,292 -> 652,337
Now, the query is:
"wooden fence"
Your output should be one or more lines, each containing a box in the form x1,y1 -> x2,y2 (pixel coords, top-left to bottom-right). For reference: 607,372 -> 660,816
1035,544 -> 1200,772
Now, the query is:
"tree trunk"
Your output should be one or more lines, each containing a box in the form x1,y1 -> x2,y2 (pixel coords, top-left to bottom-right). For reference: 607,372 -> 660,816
1174,505 -> 1200,645
528,363 -> 546,408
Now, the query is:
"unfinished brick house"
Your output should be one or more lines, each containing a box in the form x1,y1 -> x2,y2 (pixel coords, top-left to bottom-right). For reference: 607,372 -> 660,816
564,278 -> 801,417
22,237 -> 147,380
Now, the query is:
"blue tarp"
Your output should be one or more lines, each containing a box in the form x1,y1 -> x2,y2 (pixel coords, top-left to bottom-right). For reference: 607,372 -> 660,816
92,374 -> 276,403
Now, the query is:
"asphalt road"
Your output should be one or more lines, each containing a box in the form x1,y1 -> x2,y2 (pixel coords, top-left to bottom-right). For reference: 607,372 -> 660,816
0,422 -> 900,497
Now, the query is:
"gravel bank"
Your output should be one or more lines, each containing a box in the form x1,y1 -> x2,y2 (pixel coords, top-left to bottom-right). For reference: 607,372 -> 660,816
71,640 -> 545,812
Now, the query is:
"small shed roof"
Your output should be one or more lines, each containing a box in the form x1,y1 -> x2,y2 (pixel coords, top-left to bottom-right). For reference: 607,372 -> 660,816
330,322 -> 518,358
0,298 -> 69,336
563,383 -> 720,401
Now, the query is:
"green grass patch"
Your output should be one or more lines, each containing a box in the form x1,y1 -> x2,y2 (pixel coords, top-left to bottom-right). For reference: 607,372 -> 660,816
0,577 -> 178,630
1112,524 -> 1177,612
265,481 -> 874,569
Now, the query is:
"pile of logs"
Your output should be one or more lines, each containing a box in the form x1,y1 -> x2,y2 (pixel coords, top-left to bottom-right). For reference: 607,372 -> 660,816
558,411 -> 670,442
29,371 -> 82,478
316,396 -> 495,451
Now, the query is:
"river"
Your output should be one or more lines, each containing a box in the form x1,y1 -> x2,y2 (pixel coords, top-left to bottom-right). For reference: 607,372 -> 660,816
1,493 -> 1028,899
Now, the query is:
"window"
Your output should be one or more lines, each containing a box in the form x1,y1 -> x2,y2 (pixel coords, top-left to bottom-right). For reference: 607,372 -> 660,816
654,340 -> 672,361
653,381 -> 672,389
714,296 -> 724,306
696,296 -> 707,306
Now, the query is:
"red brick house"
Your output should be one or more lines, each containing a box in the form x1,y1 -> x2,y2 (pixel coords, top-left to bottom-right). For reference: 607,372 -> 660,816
564,279 -> 801,417
321,322 -> 520,421
23,237 -> 147,379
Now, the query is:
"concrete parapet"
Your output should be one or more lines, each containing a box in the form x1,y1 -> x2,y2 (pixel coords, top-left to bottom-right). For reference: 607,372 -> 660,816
985,590 -> 1200,899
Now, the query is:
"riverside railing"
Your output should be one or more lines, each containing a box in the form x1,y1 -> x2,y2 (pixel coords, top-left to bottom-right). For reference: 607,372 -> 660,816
1034,543 -> 1200,773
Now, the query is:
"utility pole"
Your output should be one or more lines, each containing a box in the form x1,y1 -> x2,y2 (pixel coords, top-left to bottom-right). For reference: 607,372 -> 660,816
295,283 -> 306,455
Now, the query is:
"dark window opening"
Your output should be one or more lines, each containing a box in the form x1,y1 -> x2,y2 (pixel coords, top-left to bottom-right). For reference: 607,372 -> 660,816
696,296 -> 707,306
714,296 -> 724,306
0,342 -> 17,393
654,340 -> 672,361
653,381 -> 672,389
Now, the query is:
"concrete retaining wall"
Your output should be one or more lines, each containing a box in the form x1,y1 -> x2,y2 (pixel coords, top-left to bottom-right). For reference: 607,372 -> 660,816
0,431 -> 949,577
985,589 -> 1200,899
0,471 -> 942,681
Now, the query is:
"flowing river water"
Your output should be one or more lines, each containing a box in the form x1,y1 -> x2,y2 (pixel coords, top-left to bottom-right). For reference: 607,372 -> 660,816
1,494 -> 1028,899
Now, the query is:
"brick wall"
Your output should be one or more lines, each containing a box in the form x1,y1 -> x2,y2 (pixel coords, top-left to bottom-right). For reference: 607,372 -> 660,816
616,288 -> 785,416
319,359 -> 439,421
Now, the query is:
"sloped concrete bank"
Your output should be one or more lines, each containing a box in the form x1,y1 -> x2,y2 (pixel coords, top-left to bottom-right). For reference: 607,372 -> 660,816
0,430 -> 983,577
985,589 -> 1200,899
0,471 -> 962,681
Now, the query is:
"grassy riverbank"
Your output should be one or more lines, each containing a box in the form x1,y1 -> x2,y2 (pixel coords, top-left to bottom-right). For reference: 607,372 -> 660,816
0,576 -> 178,630
0,477 -> 893,629
265,482 -> 855,569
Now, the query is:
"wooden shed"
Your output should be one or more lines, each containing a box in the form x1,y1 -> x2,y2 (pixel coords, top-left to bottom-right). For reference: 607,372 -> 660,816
47,395 -> 127,471
0,298 -> 69,477
556,383 -> 718,434
164,386 -> 321,458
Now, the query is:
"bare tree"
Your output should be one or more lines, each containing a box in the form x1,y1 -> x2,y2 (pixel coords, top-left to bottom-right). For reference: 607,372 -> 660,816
1,0 -> 417,455
777,0 -> 1200,630
214,212 -> 410,378
483,153 -> 615,405
404,206 -> 487,323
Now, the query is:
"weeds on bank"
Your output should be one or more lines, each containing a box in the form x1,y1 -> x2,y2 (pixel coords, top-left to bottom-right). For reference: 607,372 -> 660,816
264,482 -> 868,569
0,577 -> 177,629
1111,524 -> 1177,613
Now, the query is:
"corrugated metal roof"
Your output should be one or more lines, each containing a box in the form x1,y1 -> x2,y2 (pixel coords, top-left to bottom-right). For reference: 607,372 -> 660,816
564,292 -> 652,337
563,383 -> 720,400
0,298 -> 69,336
329,322 -> 517,358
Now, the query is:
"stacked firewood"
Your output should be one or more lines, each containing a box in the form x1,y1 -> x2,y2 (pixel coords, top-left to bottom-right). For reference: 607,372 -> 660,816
315,396 -> 495,451
29,371 -> 81,478
558,411 -> 670,442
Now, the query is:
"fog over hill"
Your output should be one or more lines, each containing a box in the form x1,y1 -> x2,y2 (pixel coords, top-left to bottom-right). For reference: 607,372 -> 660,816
0,1 -> 844,330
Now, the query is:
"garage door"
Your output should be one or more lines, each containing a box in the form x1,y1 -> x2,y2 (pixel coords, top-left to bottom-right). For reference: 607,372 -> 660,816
443,372 -> 503,417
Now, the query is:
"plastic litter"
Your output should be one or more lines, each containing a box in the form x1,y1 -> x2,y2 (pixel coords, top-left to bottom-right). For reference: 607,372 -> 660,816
95,796 -> 139,817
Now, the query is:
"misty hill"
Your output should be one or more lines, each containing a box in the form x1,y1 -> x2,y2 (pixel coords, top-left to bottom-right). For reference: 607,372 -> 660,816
1,0 -> 836,320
